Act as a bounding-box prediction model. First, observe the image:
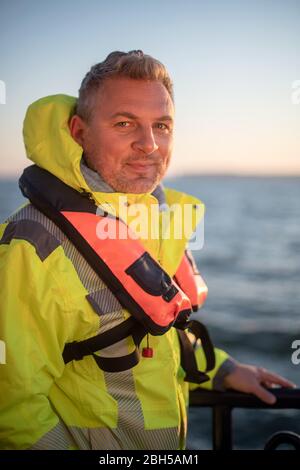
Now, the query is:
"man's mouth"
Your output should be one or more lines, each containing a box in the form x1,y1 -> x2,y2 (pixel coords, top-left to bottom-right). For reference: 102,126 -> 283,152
126,162 -> 157,172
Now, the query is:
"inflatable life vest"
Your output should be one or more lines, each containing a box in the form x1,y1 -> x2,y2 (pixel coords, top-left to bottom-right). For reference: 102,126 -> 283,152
19,165 -> 215,383
175,249 -> 208,312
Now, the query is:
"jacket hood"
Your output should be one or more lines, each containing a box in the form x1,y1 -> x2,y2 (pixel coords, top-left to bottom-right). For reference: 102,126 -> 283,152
23,94 -> 89,193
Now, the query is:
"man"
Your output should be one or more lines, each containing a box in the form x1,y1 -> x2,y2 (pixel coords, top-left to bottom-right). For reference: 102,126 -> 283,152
0,50 -> 294,450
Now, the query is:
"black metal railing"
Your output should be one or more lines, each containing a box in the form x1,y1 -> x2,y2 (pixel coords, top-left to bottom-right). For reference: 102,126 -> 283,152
189,388 -> 300,450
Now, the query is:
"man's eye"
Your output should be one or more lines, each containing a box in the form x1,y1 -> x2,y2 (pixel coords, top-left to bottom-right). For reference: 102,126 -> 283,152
115,121 -> 130,127
156,123 -> 169,130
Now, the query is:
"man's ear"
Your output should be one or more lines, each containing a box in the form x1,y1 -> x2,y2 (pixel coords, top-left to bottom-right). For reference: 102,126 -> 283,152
69,114 -> 87,147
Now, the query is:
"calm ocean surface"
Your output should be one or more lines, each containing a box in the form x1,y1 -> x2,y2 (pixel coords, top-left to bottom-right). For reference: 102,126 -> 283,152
1,175 -> 300,449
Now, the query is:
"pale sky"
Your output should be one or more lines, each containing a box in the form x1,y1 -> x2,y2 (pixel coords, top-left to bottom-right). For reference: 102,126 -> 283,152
0,0 -> 299,177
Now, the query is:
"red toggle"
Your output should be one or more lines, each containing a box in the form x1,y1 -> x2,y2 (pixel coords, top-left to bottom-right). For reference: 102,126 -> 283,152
142,348 -> 153,358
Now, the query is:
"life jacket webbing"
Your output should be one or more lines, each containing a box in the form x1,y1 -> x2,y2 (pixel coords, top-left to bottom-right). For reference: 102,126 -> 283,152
63,316 -> 147,373
187,320 -> 215,371
93,348 -> 139,373
176,320 -> 215,384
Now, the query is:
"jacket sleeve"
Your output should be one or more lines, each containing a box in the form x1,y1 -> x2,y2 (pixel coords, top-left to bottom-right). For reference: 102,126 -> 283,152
189,345 -> 237,391
0,229 -> 74,449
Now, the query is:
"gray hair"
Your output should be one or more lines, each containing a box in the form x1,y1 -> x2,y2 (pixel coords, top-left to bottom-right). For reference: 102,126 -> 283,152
76,50 -> 174,122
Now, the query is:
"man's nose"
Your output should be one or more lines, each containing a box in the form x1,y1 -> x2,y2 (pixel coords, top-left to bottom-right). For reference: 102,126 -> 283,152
132,126 -> 158,155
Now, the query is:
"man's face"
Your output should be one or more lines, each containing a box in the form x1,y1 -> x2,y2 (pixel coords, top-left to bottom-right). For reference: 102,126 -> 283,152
75,77 -> 174,193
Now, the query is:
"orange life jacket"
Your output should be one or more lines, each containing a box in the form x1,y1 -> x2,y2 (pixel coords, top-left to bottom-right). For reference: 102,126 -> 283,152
20,165 -> 214,383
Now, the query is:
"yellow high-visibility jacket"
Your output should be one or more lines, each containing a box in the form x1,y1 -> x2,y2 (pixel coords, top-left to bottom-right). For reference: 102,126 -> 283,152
0,95 -> 231,450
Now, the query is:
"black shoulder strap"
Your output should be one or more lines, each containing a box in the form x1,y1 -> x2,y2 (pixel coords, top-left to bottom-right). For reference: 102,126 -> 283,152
63,316 -> 148,373
177,320 -> 216,385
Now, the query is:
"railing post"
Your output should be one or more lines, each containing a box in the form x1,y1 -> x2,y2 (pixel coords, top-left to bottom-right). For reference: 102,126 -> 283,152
212,405 -> 232,450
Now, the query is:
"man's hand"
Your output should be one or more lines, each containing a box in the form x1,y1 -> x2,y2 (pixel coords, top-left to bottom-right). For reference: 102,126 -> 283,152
223,362 -> 296,404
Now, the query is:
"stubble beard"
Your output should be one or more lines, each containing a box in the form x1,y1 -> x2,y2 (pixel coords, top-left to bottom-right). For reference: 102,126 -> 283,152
86,154 -> 170,194
101,162 -> 166,194
84,143 -> 171,193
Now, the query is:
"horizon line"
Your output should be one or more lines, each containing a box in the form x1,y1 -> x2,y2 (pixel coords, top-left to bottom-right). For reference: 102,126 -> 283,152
1,171 -> 300,181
